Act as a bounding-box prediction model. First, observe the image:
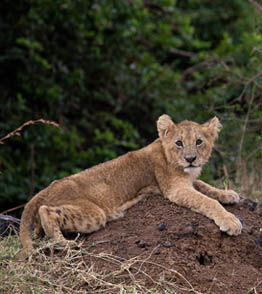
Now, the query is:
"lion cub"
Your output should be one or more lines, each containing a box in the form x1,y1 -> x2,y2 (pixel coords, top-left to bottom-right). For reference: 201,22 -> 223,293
18,115 -> 242,259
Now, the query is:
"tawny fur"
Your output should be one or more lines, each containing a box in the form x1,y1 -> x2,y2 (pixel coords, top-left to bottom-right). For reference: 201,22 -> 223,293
18,115 -> 242,259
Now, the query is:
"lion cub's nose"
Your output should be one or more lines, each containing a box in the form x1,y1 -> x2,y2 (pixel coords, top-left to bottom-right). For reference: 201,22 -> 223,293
184,156 -> 196,163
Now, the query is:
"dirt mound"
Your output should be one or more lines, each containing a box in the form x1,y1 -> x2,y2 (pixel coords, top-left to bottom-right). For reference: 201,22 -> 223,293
82,194 -> 262,293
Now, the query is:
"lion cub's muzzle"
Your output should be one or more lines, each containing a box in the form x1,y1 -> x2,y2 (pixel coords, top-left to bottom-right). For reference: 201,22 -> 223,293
184,155 -> 199,168
184,156 -> 196,166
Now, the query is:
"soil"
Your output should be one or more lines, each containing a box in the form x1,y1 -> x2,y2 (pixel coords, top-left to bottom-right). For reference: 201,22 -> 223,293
81,194 -> 262,294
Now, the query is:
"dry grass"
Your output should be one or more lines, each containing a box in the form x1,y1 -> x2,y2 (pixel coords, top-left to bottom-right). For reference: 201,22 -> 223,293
0,234 -> 203,294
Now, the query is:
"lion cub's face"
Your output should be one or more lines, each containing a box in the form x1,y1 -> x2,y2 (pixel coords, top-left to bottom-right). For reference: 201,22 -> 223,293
157,115 -> 221,170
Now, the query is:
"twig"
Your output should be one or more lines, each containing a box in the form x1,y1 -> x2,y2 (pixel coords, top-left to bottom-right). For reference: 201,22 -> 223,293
180,58 -> 215,81
0,203 -> 25,215
249,0 -> 262,12
30,144 -> 35,198
237,83 -> 256,163
235,83 -> 256,183
169,48 -> 195,58
0,119 -> 59,145
245,144 -> 262,161
0,119 -> 59,214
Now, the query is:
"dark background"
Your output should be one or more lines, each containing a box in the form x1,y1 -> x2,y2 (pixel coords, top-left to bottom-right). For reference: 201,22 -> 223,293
1,0 -> 262,213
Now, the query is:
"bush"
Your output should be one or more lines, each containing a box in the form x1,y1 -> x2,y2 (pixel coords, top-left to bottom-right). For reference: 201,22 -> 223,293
0,0 -> 261,209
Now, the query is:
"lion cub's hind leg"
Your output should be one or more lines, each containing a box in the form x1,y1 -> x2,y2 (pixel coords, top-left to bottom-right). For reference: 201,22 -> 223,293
34,215 -> 45,238
38,201 -> 107,245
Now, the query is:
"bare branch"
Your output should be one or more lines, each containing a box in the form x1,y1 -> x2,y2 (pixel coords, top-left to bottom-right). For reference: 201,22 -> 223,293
249,0 -> 262,12
0,119 -> 60,145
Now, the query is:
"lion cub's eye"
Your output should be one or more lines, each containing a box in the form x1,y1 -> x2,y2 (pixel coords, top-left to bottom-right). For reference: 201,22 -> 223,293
175,140 -> 183,147
196,139 -> 203,146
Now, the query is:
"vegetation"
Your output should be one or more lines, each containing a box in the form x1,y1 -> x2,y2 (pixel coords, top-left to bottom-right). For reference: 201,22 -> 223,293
1,0 -> 262,210
0,234 -> 201,294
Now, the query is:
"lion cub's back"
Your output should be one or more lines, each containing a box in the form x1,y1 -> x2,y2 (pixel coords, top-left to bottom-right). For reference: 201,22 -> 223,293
39,148 -> 156,211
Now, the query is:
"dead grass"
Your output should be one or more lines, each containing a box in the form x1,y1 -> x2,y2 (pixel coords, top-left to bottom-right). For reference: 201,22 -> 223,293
0,234 -> 203,294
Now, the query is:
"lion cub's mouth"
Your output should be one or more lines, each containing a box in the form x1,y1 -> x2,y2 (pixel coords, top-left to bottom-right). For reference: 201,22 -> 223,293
184,164 -> 202,170
187,164 -> 197,168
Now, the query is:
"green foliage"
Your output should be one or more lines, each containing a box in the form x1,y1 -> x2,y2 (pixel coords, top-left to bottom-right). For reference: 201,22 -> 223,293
0,0 -> 261,208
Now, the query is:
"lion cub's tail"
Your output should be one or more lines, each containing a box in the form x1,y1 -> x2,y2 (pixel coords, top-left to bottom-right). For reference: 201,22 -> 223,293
17,196 -> 41,260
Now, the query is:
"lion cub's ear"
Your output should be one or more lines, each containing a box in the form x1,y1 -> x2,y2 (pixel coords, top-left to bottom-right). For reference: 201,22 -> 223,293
157,114 -> 175,139
202,117 -> 222,140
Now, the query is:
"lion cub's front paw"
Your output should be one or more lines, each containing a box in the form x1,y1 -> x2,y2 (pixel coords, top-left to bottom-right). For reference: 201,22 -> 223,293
215,212 -> 242,236
220,190 -> 240,204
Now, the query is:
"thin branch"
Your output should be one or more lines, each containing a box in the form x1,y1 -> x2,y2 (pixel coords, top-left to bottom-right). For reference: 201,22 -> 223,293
246,145 -> 262,161
0,203 -> 25,215
180,58 -> 215,81
169,48 -> 195,58
237,83 -> 256,163
235,83 -> 256,184
249,0 -> 262,12
30,144 -> 35,198
0,119 -> 59,145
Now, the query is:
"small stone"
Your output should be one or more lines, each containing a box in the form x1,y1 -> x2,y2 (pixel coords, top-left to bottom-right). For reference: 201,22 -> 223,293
243,199 -> 257,211
237,216 -> 244,225
248,202 -> 257,212
157,223 -> 167,231
256,237 -> 262,247
154,248 -> 161,255
246,225 -> 254,235
162,241 -> 171,248
136,240 -> 150,248
256,202 -> 262,216
183,225 -> 194,235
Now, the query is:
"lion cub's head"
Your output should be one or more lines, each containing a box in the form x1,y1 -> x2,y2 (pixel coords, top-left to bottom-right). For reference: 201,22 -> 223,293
157,114 -> 221,175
